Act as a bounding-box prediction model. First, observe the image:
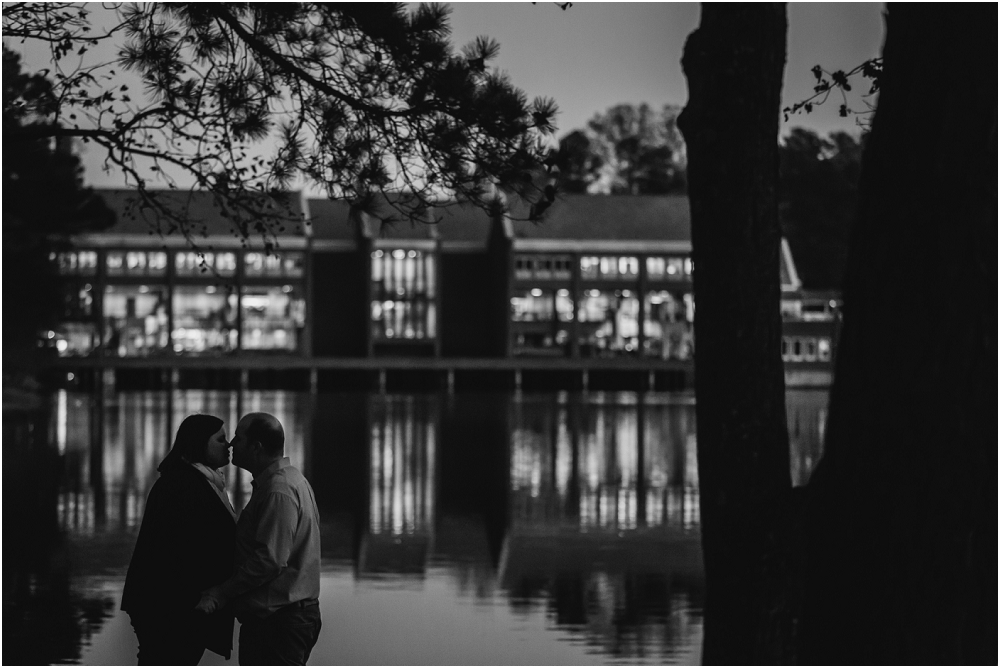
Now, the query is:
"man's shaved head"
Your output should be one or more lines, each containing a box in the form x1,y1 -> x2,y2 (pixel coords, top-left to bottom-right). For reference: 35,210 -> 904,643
241,412 -> 284,457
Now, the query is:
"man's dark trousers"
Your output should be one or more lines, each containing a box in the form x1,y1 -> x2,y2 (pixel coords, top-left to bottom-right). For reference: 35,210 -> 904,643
238,600 -> 321,666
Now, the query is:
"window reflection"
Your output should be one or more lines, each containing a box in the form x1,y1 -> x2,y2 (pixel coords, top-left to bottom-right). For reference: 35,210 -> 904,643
510,394 -> 700,532
172,287 -> 237,353
371,249 -> 436,340
104,285 -> 170,356
240,286 -> 306,352
368,397 -> 436,537
577,290 -> 640,357
643,291 -> 695,360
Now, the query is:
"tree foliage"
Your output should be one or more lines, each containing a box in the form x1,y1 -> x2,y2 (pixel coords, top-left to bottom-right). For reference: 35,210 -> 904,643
779,127 -> 863,290
3,46 -> 113,365
2,3 -> 558,246
555,103 -> 686,195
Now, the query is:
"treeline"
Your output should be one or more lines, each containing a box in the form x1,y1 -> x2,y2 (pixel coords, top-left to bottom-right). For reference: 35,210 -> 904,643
554,103 -> 862,290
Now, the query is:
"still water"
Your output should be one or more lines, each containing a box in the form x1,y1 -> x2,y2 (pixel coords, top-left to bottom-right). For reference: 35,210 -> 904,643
4,389 -> 827,665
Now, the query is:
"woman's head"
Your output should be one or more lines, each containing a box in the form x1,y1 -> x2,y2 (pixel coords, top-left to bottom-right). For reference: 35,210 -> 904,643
158,414 -> 229,472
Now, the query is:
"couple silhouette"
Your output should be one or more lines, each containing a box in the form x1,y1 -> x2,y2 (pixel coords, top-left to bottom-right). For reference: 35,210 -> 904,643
121,412 -> 322,665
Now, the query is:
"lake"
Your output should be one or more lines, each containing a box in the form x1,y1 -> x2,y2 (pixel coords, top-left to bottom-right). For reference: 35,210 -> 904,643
2,388 -> 827,665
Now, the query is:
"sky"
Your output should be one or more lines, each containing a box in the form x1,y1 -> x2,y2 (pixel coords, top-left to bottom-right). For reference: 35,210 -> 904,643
447,3 -> 885,137
7,2 -> 886,189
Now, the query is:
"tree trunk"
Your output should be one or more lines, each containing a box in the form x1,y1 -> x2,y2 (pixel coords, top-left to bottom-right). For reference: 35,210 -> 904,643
677,5 -> 791,664
799,5 -> 996,664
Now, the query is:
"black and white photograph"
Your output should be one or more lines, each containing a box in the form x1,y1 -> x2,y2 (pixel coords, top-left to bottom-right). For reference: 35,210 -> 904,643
3,2 -> 994,665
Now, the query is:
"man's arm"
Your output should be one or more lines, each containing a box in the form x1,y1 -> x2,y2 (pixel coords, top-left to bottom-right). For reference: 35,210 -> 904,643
196,491 -> 298,612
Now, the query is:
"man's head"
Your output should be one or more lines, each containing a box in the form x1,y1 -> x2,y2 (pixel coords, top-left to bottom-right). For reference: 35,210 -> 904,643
231,412 -> 284,474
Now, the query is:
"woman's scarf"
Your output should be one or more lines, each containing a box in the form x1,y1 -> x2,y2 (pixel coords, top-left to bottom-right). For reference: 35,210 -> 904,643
189,461 -> 238,521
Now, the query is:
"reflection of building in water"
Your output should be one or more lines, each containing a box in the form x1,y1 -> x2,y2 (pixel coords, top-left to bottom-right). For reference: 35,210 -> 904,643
510,392 -> 699,532
786,389 -> 829,486
360,396 -> 436,574
52,390 -> 310,535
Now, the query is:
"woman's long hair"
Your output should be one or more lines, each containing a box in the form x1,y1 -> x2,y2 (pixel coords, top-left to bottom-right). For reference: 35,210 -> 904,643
158,414 -> 224,473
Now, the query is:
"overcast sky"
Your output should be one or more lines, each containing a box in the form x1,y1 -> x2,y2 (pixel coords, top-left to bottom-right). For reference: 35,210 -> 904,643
8,2 -> 886,189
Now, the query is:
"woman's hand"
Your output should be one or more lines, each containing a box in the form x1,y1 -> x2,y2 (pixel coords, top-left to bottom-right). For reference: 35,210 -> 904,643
195,586 -> 226,614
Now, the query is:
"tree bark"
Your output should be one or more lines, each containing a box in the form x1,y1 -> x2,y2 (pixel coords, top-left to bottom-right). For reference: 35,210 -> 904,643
677,5 -> 791,664
799,5 -> 997,664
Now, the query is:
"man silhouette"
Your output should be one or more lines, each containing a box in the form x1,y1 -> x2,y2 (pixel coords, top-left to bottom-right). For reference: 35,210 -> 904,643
196,412 -> 321,665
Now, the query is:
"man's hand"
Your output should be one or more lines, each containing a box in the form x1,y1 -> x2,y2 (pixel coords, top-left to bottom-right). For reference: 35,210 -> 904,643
195,586 -> 226,614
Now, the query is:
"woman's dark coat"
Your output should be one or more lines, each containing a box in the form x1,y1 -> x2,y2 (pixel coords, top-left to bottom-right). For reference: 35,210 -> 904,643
122,463 -> 236,658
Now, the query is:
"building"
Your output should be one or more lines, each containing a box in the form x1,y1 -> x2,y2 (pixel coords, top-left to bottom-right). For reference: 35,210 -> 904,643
46,189 -> 838,389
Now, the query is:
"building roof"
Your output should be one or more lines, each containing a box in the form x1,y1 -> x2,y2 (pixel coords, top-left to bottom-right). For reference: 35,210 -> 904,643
432,202 -> 493,243
509,194 -> 691,242
92,188 -> 307,239
306,198 -> 356,241
306,196 -> 495,246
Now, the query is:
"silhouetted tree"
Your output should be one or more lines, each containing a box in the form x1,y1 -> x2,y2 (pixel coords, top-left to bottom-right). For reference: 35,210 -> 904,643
2,3 -> 558,243
779,128 -> 863,290
556,103 -> 686,195
798,4 -> 995,663
677,5 -> 790,664
680,3 -> 995,663
2,46 -> 113,369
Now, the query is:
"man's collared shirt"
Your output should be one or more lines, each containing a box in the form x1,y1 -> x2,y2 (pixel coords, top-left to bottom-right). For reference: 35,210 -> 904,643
221,458 -> 321,618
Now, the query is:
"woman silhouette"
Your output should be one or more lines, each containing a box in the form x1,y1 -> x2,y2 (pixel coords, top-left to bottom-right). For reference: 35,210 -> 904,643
122,414 -> 237,664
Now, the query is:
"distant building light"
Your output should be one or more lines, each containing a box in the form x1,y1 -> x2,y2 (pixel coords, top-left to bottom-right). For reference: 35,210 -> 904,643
205,286 -> 217,294
56,340 -> 68,353
530,288 -> 543,297
407,250 -> 417,259
392,249 -> 406,260
373,250 -> 383,259
282,285 -> 292,293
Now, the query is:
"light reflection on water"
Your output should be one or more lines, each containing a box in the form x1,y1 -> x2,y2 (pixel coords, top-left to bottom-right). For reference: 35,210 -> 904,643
8,389 -> 828,665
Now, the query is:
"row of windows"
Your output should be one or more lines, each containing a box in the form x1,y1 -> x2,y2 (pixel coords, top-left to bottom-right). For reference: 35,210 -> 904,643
52,250 -> 304,278
51,283 -> 305,357
514,255 -> 573,280
781,336 -> 833,363
515,254 -> 694,282
511,289 -> 695,360
371,250 -> 435,298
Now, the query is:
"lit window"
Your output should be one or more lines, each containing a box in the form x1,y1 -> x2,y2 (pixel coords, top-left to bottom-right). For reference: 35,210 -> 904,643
53,251 -> 99,276
577,290 -> 640,357
371,249 -> 436,341
580,256 -> 599,280
104,285 -> 170,356
243,251 -> 296,278
511,289 -> 554,322
642,290 -> 694,360
818,338 -> 832,361
172,287 -> 237,353
106,251 -> 168,277
241,285 -> 306,352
